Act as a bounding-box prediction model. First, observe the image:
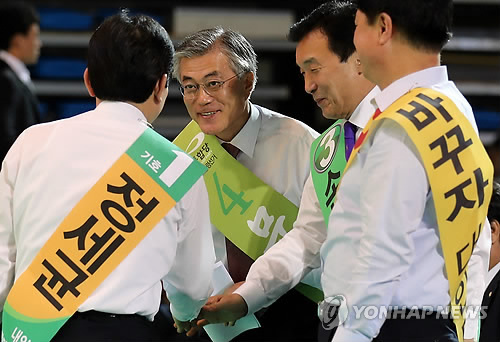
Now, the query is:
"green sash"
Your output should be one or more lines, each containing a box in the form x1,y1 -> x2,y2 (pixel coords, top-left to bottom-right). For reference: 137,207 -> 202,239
2,128 -> 207,342
174,121 -> 323,303
310,120 -> 348,226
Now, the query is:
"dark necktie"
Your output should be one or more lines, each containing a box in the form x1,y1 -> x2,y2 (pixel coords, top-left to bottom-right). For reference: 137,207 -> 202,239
221,142 -> 240,159
221,143 -> 254,282
344,121 -> 357,161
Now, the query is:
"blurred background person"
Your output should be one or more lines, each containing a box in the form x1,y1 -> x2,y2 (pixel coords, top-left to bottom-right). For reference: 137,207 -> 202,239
480,181 -> 500,342
486,128 -> 500,182
0,1 -> 42,163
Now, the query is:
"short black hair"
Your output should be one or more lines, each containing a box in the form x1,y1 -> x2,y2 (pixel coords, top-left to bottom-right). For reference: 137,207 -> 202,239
173,27 -> 258,93
87,10 -> 174,103
288,1 -> 357,63
490,181 -> 500,223
0,2 -> 39,50
356,0 -> 453,52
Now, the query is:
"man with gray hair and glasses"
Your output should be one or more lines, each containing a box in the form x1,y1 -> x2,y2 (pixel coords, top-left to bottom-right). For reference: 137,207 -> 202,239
171,26 -> 320,341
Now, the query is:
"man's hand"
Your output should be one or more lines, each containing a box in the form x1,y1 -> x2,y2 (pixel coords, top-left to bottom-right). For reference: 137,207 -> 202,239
172,315 -> 195,334
223,281 -> 244,295
197,293 -> 249,328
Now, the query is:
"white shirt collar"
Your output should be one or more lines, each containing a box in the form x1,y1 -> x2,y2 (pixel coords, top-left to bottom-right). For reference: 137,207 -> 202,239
486,261 -> 500,288
95,101 -> 150,126
349,86 -> 381,130
373,66 -> 448,112
0,50 -> 32,85
221,102 -> 260,159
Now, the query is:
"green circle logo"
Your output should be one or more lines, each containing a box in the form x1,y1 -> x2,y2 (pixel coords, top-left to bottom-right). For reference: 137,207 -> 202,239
313,123 -> 342,173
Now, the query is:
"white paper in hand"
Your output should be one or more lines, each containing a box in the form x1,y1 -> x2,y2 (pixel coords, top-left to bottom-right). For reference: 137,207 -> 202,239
203,262 -> 260,342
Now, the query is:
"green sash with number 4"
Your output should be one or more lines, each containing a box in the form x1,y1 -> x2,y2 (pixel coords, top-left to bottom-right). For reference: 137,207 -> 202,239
174,121 -> 323,303
2,128 -> 206,342
310,120 -> 349,226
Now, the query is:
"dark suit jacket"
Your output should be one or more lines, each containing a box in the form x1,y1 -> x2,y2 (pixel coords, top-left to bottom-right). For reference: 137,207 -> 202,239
480,267 -> 500,342
0,58 -> 40,162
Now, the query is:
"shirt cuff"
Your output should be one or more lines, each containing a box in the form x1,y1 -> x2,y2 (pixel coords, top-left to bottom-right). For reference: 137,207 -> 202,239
233,280 -> 269,315
169,301 -> 202,323
332,326 -> 372,342
463,316 -> 479,341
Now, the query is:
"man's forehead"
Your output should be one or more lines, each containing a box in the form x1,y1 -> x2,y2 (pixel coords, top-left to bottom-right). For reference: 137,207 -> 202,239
181,70 -> 222,81
295,31 -> 330,62
179,51 -> 232,79
296,48 -> 323,68
300,57 -> 319,66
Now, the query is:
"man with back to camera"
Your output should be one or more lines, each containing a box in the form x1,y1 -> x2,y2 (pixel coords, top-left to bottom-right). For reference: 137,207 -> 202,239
0,10 -> 214,342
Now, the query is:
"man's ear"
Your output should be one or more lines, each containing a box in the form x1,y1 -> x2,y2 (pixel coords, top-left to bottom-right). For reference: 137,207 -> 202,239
491,219 -> 500,245
243,72 -> 254,97
377,12 -> 393,46
350,51 -> 363,76
154,74 -> 168,104
8,32 -> 24,51
83,68 -> 96,97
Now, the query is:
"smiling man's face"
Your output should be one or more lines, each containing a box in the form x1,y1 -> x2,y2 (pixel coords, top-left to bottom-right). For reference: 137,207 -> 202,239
179,48 -> 252,141
296,29 -> 361,120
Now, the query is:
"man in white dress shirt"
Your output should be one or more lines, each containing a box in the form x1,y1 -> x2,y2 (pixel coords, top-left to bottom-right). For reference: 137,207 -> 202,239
195,3 -> 376,339
0,11 -> 214,342
320,0 -> 493,341
173,27 -> 320,341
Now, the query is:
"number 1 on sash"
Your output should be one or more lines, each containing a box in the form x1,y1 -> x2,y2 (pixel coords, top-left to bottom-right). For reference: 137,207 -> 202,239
160,150 -> 193,187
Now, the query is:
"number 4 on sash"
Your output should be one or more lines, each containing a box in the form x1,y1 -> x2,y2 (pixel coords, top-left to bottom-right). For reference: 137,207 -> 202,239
213,172 -> 253,215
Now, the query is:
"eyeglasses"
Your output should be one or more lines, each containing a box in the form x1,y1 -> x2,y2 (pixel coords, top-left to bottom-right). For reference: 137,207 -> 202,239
179,72 -> 242,99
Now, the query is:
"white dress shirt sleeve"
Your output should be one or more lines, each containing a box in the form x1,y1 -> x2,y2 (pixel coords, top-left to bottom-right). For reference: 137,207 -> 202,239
234,174 -> 326,314
165,177 -> 215,322
463,218 -> 490,341
0,136 -> 23,321
323,119 -> 428,342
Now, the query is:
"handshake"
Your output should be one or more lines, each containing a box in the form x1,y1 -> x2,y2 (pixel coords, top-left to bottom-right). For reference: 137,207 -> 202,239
173,282 -> 249,336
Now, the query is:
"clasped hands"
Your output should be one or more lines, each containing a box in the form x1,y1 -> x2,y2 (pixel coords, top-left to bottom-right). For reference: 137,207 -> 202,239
173,281 -> 249,337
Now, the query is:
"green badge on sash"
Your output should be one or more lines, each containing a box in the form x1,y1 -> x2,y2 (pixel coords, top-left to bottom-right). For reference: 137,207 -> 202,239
310,120 -> 348,226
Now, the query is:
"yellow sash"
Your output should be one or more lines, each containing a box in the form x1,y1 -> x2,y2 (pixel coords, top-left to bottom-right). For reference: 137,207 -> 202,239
345,88 -> 493,342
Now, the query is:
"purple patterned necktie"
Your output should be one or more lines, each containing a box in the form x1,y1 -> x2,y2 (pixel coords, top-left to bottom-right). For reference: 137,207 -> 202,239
344,121 -> 357,161
221,142 -> 253,282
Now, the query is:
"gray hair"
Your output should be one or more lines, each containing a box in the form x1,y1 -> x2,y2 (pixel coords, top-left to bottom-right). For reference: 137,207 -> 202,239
173,26 -> 258,93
